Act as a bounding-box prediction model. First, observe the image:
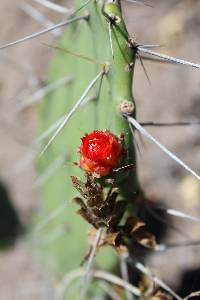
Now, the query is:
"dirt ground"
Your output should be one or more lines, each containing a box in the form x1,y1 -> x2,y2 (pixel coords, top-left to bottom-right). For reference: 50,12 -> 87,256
0,0 -> 200,299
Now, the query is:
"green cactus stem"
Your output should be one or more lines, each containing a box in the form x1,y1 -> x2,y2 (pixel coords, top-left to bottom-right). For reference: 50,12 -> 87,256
103,0 -> 139,197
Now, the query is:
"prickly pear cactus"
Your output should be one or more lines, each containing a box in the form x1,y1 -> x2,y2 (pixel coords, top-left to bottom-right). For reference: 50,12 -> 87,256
35,0 -> 139,278
34,0 -> 200,298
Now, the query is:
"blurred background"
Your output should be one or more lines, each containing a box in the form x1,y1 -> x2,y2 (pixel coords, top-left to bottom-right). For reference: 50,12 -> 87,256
0,0 -> 200,299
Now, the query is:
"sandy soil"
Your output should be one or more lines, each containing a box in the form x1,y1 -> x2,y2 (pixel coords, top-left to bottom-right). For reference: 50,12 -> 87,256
0,0 -> 200,299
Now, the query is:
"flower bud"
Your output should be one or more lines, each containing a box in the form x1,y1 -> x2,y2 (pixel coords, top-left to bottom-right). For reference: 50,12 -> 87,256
79,130 -> 124,176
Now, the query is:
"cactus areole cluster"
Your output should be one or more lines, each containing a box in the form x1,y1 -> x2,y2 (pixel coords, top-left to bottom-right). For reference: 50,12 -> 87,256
79,130 -> 124,176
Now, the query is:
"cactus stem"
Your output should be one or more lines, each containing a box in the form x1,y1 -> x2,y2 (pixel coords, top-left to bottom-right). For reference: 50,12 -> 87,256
102,1 -> 128,41
101,0 -> 139,196
127,116 -> 200,181
40,71 -> 104,155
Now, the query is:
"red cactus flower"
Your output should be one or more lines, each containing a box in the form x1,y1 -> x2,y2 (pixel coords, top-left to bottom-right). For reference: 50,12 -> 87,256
79,130 -> 124,176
